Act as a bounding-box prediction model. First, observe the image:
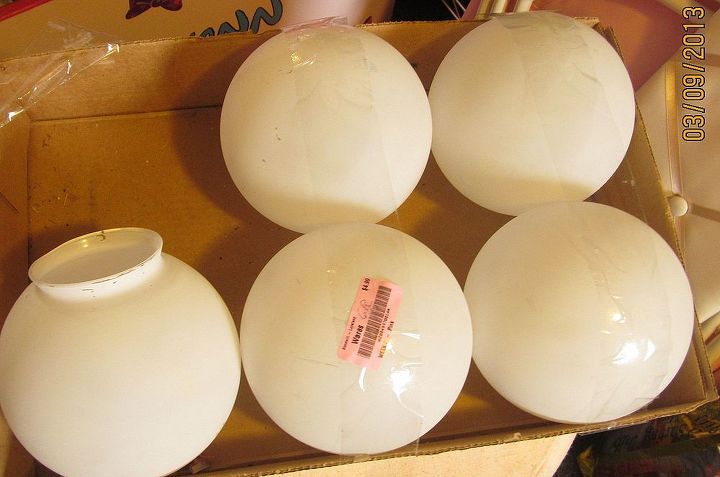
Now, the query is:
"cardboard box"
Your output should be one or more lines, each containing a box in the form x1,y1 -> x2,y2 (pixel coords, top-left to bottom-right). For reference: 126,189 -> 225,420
0,19 -> 716,476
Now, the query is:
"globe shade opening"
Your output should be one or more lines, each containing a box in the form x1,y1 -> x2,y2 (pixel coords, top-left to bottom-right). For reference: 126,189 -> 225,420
29,228 -> 163,286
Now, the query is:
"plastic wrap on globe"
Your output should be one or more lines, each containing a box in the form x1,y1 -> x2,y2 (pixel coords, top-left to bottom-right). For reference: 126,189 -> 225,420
429,12 -> 636,216
464,202 -> 695,424
240,223 -> 473,455
0,21 -> 119,129
220,18 -> 432,233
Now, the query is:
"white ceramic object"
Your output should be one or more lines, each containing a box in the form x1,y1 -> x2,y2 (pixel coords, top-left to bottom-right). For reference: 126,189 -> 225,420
465,202 -> 694,423
220,24 -> 432,233
0,228 -> 241,477
241,223 -> 472,454
429,12 -> 635,216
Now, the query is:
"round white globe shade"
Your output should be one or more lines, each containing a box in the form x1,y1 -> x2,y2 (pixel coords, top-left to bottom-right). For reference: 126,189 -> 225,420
221,25 -> 432,233
465,202 -> 694,424
0,228 -> 240,476
240,223 -> 472,454
429,12 -> 635,216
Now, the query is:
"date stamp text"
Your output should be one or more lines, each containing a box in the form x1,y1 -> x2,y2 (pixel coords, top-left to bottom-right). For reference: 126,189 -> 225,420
680,6 -> 707,142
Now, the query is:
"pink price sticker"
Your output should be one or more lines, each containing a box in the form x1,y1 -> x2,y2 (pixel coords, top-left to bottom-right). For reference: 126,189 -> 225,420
337,277 -> 403,370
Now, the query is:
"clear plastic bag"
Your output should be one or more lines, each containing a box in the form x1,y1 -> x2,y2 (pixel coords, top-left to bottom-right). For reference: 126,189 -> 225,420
0,20 -> 119,128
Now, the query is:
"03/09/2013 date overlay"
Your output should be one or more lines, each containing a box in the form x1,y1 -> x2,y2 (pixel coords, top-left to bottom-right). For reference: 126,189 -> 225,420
679,6 -> 709,143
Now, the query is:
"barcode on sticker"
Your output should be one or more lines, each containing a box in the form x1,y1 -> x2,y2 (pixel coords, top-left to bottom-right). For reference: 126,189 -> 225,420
357,285 -> 391,358
338,277 -> 402,370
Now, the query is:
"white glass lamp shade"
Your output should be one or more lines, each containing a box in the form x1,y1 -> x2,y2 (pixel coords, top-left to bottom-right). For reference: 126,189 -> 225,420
429,12 -> 635,216
220,24 -> 432,233
465,202 -> 694,424
0,228 -> 241,477
240,223 -> 472,454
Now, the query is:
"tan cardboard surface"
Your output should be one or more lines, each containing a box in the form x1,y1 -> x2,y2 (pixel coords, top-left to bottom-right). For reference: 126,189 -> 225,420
0,114 -> 29,322
234,432 -> 576,477
0,19 -> 715,476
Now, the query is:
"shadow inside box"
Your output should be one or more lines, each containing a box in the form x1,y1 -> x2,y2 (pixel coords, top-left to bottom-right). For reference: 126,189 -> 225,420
0,231 -> 44,323
178,366 -> 326,474
422,361 -> 547,442
165,32 -> 269,224
167,105 -> 253,225
383,153 -> 510,287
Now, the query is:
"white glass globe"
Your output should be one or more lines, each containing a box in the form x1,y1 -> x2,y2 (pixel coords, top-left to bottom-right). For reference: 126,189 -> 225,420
465,202 -> 694,424
429,12 -> 635,216
221,24 -> 432,233
0,228 -> 241,477
240,223 -> 472,454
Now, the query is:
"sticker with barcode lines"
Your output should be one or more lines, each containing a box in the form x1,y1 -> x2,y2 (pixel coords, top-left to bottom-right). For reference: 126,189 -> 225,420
337,277 -> 402,370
